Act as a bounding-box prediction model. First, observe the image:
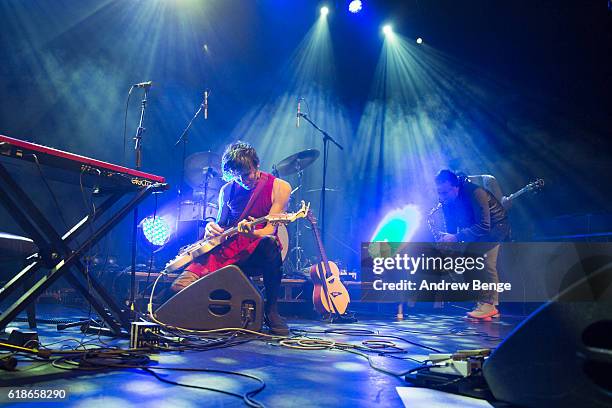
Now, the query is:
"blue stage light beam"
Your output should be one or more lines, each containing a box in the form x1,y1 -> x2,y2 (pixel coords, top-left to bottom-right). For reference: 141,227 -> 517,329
230,10 -> 352,196
0,0 -> 220,166
352,31 -> 593,245
351,32 -> 513,241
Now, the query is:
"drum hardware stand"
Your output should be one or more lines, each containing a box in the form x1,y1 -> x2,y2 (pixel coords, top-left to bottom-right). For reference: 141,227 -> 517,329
297,111 -> 343,244
273,148 -> 319,274
293,166 -> 305,271
198,166 -> 217,237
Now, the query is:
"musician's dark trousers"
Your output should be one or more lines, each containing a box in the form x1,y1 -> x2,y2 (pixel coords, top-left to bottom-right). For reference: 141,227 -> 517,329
236,236 -> 283,312
478,244 -> 500,306
171,236 -> 283,311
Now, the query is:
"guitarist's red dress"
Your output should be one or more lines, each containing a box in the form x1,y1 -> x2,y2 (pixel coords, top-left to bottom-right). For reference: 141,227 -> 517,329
185,171 -> 278,278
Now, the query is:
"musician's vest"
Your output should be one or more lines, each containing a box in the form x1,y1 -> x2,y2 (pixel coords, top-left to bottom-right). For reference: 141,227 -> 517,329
225,172 -> 275,227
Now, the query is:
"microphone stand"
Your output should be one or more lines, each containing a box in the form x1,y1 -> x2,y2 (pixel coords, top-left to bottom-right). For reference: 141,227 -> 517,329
130,86 -> 149,319
298,112 -> 343,243
201,167 -> 218,231
173,93 -> 207,240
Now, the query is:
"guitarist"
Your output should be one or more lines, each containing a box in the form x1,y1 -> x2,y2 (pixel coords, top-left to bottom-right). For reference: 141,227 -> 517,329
434,169 -> 510,319
170,141 -> 292,335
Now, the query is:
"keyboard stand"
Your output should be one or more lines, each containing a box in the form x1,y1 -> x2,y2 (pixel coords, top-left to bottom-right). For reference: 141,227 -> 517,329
0,161 -> 168,335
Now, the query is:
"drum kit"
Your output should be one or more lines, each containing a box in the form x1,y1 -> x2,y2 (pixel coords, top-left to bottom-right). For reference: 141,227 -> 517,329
177,151 -> 223,226
271,148 -> 341,273
177,147 -> 336,270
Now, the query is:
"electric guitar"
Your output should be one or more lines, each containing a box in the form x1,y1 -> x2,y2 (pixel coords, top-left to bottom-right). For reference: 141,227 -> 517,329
163,201 -> 310,273
306,211 -> 350,315
501,178 -> 545,209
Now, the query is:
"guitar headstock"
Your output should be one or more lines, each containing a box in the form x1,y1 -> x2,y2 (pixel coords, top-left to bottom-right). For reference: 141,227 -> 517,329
526,178 -> 545,192
266,201 -> 310,224
291,200 -> 310,221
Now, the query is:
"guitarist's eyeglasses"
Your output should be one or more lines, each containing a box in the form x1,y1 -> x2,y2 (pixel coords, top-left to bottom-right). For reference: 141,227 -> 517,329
230,169 -> 260,188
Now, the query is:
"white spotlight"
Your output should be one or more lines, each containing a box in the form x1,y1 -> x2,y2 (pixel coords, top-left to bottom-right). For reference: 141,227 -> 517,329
320,6 -> 330,16
382,24 -> 393,36
416,37 -> 423,44
348,0 -> 363,13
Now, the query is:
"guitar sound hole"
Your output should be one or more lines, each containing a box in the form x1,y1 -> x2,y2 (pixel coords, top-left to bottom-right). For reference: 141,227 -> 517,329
209,304 -> 231,316
210,289 -> 232,301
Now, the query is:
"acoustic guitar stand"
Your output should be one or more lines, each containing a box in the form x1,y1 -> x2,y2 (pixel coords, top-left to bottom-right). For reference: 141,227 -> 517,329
328,311 -> 358,324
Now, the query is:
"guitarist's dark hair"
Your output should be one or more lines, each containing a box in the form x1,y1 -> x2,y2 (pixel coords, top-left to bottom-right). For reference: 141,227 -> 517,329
221,141 -> 260,181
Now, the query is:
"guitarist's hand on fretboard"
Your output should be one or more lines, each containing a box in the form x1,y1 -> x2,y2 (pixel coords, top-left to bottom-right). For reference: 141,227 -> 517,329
237,216 -> 259,238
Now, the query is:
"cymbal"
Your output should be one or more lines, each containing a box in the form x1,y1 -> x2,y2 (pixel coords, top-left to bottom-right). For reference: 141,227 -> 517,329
304,187 -> 340,193
275,149 -> 320,177
184,151 -> 222,189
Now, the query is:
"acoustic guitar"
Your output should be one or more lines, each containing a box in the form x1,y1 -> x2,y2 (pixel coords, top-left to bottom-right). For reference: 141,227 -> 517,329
306,211 -> 350,315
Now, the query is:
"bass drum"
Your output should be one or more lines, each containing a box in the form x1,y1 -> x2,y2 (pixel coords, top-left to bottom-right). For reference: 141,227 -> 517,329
276,224 -> 289,262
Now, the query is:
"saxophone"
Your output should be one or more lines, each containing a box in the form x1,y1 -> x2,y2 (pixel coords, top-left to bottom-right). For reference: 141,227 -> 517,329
427,202 -> 446,242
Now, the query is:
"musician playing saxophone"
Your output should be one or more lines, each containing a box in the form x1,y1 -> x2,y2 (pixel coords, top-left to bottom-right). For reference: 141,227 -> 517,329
434,169 -> 509,319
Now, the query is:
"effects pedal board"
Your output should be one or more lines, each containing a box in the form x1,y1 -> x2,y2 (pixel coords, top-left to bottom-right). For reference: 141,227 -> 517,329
405,349 -> 493,400
130,322 -> 161,349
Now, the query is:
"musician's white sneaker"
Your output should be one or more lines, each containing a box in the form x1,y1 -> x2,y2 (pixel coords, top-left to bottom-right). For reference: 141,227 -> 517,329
467,302 -> 500,319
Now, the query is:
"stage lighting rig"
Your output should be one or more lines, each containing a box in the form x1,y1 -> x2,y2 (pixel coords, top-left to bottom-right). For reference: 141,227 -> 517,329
139,216 -> 172,247
348,0 -> 363,14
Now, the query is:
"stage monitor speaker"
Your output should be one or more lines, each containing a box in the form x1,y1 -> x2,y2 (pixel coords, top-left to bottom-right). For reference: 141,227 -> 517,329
483,248 -> 612,408
154,265 -> 263,331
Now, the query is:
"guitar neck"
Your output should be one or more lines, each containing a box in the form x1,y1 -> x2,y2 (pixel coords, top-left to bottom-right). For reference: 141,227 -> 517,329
507,185 -> 532,201
220,215 -> 269,239
309,217 -> 329,266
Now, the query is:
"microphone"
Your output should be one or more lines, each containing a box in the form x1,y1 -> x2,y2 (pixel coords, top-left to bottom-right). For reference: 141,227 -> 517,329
133,81 -> 153,89
296,98 -> 301,128
204,90 -> 209,120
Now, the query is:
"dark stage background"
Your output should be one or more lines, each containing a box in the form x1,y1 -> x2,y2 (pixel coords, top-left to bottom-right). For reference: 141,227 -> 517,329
1,0 -> 611,272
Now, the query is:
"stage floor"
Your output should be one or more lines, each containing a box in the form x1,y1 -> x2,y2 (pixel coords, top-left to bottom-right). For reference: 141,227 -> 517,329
0,304 -> 524,407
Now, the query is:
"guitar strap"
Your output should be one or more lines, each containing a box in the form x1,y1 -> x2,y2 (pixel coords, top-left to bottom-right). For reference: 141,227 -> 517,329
236,172 -> 269,223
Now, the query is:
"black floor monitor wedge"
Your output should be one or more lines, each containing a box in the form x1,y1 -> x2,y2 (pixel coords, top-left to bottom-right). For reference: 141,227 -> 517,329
155,265 -> 263,331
